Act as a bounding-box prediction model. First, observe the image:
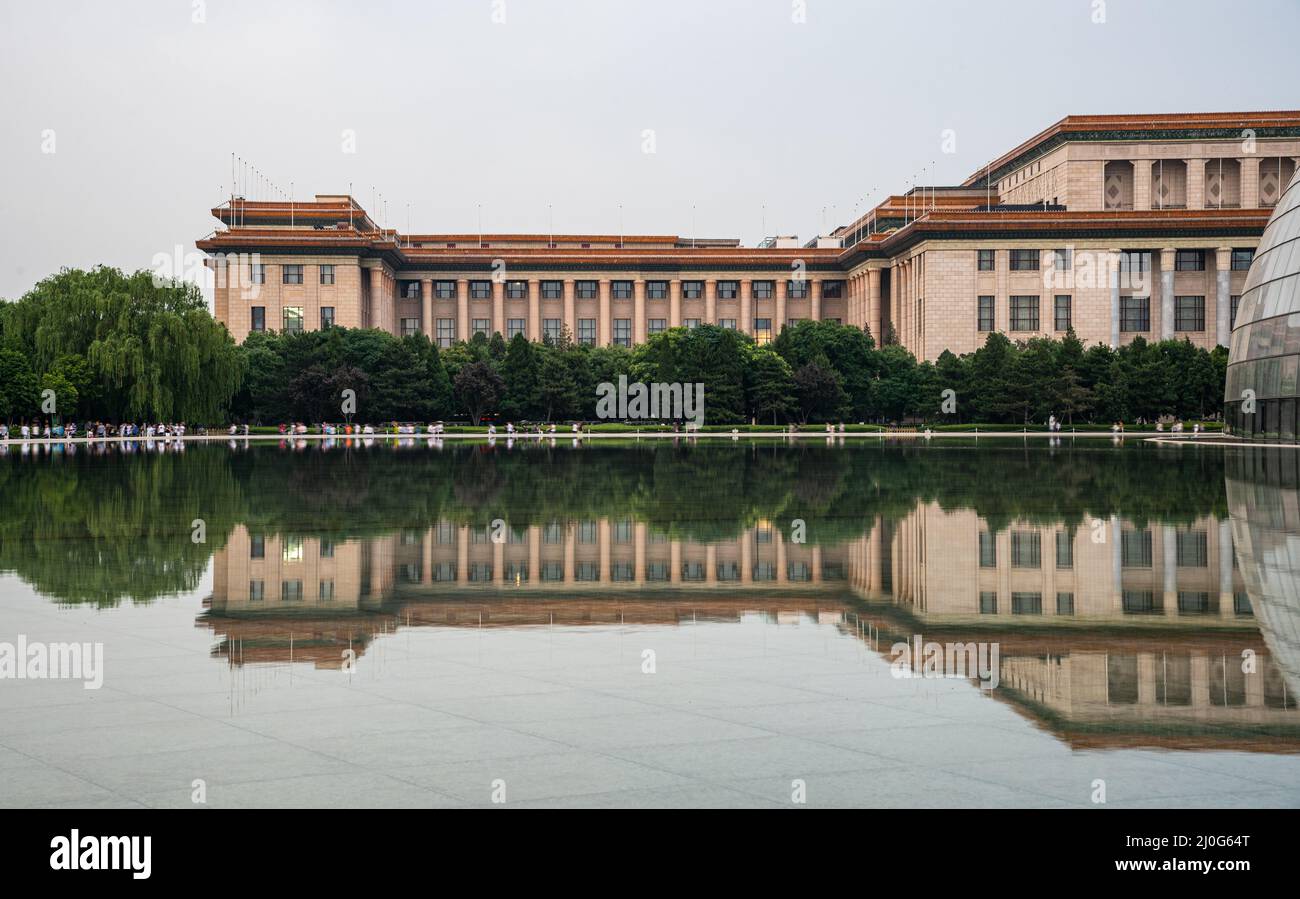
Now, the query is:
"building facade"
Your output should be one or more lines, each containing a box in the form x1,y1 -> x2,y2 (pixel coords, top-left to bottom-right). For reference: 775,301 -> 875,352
199,111 -> 1300,362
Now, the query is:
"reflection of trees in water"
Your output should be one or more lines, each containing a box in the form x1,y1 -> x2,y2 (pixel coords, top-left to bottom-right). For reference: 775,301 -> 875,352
0,439 -> 1229,606
0,449 -> 243,607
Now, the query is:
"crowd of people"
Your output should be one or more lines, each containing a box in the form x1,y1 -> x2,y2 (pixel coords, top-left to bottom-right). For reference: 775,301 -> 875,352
0,421 -> 201,440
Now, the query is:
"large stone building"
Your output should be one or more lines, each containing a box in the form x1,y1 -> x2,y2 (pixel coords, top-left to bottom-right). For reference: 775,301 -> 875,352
200,111 -> 1300,361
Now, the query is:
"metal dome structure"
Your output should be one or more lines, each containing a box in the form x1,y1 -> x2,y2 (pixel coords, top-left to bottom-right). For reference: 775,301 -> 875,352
1225,167 -> 1300,439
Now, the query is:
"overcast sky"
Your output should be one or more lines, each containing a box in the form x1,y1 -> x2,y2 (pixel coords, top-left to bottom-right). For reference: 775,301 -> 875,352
1,0 -> 1298,302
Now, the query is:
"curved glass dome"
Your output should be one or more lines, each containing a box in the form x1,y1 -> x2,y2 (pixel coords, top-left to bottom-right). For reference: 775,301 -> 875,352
1226,167 -> 1300,439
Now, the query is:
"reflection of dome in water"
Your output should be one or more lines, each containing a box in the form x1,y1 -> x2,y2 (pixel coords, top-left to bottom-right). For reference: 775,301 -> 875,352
1225,450 -> 1300,696
1225,167 -> 1300,439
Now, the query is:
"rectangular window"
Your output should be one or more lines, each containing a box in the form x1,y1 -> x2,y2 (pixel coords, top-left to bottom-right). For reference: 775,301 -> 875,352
753,318 -> 772,344
612,280 -> 633,300
1010,249 -> 1040,271
319,264 -> 335,285
682,281 -> 704,299
1055,530 -> 1074,569
543,319 -> 562,342
321,307 -> 335,329
978,531 -> 996,568
1052,249 -> 1072,271
977,249 -> 996,272
505,281 -> 528,300
1119,251 -> 1150,276
1175,250 -> 1205,271
1011,592 -> 1043,615
436,319 -> 455,348
541,281 -> 563,299
648,318 -> 666,336
719,318 -> 737,330
577,319 -> 596,345
684,318 -> 700,329
1230,294 -> 1241,328
1011,531 -> 1041,568
1176,530 -> 1209,567
1231,249 -> 1255,271
1054,295 -> 1072,331
1056,592 -> 1075,615
472,318 -> 490,336
251,306 -> 265,332
282,580 -> 303,603
1122,529 -> 1153,568
1009,295 -> 1040,331
282,306 -> 303,334
787,280 -> 809,299
250,535 -> 265,559
1175,295 -> 1205,332
717,281 -> 738,299
401,318 -> 420,337
613,319 -> 631,346
576,280 -> 598,299
507,318 -> 526,339
470,280 -> 492,299
979,591 -> 998,614
1120,296 -> 1150,332
434,280 -> 457,299
249,580 -> 264,602
250,263 -> 265,284
752,281 -> 774,299
977,296 -> 995,332
821,281 -> 844,299
282,264 -> 303,285
401,281 -> 420,299
646,281 -> 668,300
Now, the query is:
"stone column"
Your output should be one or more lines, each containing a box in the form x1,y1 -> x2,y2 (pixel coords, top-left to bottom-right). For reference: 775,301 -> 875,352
1187,159 -> 1206,210
775,529 -> 788,584
368,268 -> 386,333
774,277 -> 787,338
633,279 -> 646,344
740,533 -> 753,584
1160,247 -> 1176,341
1111,516 -> 1122,605
867,268 -> 882,344
995,250 -> 1009,333
493,539 -> 505,585
563,525 -> 576,583
598,279 -> 612,346
1109,249 -> 1121,349
670,540 -> 682,585
810,276 -> 822,322
528,525 -> 541,585
669,280 -> 682,328
456,278 -> 469,343
420,279 -> 433,339
527,277 -> 540,342
563,278 -> 576,341
705,545 -> 717,585
739,278 -> 753,335
1134,160 -> 1153,210
634,523 -> 647,585
704,279 -> 717,325
1163,525 -> 1178,612
598,520 -> 611,582
422,528 -> 434,584
1218,520 -> 1234,609
1216,247 -> 1232,347
492,279 -> 505,337
1242,156 -> 1261,208
457,526 -> 470,584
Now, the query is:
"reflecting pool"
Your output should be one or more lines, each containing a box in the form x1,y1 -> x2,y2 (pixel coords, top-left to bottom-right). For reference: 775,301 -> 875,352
1,437 -> 1298,808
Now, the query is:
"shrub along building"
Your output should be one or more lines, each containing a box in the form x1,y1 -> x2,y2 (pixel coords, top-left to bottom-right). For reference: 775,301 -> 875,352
199,111 -> 1300,362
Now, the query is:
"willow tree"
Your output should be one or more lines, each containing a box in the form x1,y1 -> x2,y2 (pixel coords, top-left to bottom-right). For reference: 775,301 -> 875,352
0,266 -> 241,422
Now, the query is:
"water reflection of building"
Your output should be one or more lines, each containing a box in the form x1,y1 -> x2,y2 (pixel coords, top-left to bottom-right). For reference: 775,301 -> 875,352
204,509 -> 1299,749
